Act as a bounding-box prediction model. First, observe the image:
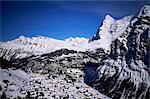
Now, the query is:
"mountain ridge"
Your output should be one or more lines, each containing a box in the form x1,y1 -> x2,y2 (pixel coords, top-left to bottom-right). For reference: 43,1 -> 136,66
0,5 -> 149,99
0,14 -> 132,60
90,5 -> 150,99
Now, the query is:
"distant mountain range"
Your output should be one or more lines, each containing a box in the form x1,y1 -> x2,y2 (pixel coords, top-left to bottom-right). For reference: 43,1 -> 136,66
0,5 -> 149,99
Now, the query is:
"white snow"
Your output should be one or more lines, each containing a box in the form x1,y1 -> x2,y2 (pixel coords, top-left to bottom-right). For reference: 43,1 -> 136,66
0,68 -> 111,99
0,36 -> 88,60
88,15 -> 132,52
138,5 -> 150,17
0,15 -> 132,60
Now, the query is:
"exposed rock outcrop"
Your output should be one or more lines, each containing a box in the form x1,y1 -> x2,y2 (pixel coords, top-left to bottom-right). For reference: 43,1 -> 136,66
90,5 -> 150,99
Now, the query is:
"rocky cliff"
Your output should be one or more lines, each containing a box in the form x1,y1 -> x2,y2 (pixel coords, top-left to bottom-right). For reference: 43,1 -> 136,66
90,5 -> 150,99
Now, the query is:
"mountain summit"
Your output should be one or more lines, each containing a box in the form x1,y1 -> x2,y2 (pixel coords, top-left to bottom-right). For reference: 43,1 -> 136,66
89,15 -> 132,50
0,5 -> 149,99
90,5 -> 150,99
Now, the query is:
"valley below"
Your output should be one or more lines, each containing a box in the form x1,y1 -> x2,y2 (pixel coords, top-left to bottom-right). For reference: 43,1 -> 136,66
0,5 -> 150,99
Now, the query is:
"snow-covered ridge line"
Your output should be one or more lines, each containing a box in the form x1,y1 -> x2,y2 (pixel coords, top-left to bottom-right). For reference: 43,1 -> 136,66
0,14 -> 132,60
90,5 -> 150,99
89,15 -> 133,51
0,36 -> 89,60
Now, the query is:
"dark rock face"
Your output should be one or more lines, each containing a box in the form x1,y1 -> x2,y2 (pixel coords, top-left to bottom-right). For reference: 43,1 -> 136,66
89,29 -> 101,42
4,48 -> 105,83
83,62 -> 99,85
90,5 -> 150,99
0,5 -> 149,99
0,48 -> 107,98
0,58 -> 15,69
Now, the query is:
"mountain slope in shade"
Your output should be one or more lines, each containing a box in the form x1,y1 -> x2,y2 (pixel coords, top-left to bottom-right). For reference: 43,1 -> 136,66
89,5 -> 150,99
0,5 -> 149,99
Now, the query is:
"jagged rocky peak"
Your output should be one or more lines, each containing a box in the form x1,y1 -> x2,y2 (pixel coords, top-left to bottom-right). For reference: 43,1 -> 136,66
90,5 -> 150,99
0,4 -> 149,99
138,5 -> 150,17
110,5 -> 150,66
89,14 -> 133,42
126,5 -> 150,68
88,14 -> 133,51
0,14 -> 133,60
89,15 -> 115,42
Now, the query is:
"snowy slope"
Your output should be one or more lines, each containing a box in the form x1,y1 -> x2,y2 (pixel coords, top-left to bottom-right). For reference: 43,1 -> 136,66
89,5 -> 150,99
0,68 -> 110,99
0,4 -> 149,99
65,37 -> 88,48
0,36 -> 89,60
0,15 -> 132,60
138,5 -> 150,17
89,15 -> 132,51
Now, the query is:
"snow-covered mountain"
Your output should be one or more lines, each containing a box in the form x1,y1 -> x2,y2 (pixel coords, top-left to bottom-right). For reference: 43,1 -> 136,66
0,47 -> 108,98
89,15 -> 132,50
0,68 -> 110,99
0,5 -> 149,99
90,5 -> 150,99
0,36 -> 89,60
0,14 -> 132,61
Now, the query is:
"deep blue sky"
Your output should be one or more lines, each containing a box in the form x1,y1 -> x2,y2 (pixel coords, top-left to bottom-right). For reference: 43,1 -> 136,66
0,1 -> 149,41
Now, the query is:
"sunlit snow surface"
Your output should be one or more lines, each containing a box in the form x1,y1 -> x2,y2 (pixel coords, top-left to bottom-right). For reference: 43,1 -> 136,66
0,5 -> 150,99
0,15 -> 132,60
88,15 -> 132,51
0,15 -> 132,98
0,68 -> 110,99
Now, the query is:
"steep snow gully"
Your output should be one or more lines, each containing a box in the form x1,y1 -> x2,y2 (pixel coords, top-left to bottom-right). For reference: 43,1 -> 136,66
0,5 -> 150,99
